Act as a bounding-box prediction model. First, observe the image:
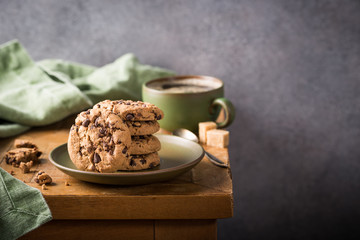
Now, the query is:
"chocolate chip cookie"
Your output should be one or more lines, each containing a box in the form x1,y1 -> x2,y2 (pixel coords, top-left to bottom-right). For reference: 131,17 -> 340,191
68,107 -> 132,173
3,148 -> 41,167
95,99 -> 164,121
125,152 -> 160,171
14,139 -> 38,149
130,135 -> 161,155
34,170 -> 52,185
126,121 -> 160,135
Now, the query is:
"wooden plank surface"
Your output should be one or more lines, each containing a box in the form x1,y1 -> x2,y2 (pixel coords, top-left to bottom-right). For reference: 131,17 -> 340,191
19,219 -> 216,240
19,220 -> 154,240
0,115 -> 233,220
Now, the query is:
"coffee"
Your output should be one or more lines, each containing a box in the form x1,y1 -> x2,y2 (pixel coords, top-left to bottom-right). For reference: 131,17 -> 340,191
147,78 -> 221,94
143,75 -> 235,132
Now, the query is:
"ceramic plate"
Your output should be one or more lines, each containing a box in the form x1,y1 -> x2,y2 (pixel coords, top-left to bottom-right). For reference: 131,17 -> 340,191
49,134 -> 204,185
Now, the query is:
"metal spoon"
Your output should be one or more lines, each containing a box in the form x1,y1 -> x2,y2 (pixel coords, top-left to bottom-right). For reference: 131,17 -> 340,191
172,128 -> 228,168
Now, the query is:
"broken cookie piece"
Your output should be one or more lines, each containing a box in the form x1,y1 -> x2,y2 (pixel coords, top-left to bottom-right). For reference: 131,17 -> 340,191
34,170 -> 52,185
19,161 -> 33,173
14,139 -> 38,149
3,148 -> 41,167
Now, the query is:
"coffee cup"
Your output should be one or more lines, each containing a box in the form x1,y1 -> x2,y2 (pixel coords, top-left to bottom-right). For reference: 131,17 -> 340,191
142,75 -> 235,132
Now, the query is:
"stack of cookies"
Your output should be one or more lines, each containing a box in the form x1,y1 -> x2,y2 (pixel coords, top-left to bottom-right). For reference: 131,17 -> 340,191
68,99 -> 164,173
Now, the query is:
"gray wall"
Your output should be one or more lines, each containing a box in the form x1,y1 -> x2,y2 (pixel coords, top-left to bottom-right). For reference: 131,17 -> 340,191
1,0 -> 360,239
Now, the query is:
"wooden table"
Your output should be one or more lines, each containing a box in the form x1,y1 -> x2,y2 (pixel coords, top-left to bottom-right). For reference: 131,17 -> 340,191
0,116 -> 233,240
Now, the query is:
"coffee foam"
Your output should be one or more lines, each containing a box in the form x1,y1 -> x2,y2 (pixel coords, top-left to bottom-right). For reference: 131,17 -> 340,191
147,78 -> 222,93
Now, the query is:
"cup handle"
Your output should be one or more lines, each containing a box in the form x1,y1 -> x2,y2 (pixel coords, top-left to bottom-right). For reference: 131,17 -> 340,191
210,98 -> 235,128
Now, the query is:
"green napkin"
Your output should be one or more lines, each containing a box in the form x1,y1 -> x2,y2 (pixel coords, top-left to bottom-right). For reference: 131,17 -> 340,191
0,40 -> 175,137
0,167 -> 52,240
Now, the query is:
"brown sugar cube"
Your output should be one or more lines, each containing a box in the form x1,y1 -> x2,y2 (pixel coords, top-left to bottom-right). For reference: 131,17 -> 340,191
206,129 -> 229,148
199,122 -> 217,144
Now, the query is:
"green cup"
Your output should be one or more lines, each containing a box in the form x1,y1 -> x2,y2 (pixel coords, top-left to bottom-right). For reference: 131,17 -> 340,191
142,75 -> 235,133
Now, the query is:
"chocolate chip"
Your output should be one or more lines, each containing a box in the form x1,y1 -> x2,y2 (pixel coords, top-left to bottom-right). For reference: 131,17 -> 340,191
82,119 -> 90,127
96,104 -> 100,108
99,128 -> 106,135
142,104 -> 147,107
36,151 -> 42,157
94,117 -> 100,127
38,172 -> 43,175
125,102 -> 131,105
86,110 -> 91,114
79,150 -> 82,156
109,149 -> 114,155
104,143 -> 112,151
149,162 -> 156,168
94,153 -> 101,163
117,140 -> 122,144
87,146 -> 93,153
157,115 -> 162,120
122,147 -> 128,154
140,159 -> 146,165
35,178 -> 39,183
130,160 -> 136,166
126,114 -> 134,120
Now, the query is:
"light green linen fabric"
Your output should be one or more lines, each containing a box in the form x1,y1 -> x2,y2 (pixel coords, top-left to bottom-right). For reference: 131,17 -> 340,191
0,167 -> 52,240
0,40 -> 92,127
0,40 -> 174,137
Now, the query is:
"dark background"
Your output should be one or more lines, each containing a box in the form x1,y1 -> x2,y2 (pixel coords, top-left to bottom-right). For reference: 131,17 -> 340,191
1,0 -> 360,239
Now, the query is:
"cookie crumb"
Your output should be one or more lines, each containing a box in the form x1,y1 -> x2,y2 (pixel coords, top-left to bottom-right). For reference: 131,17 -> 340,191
14,139 -> 38,149
10,170 -> 15,175
19,161 -> 33,173
34,170 -> 52,185
23,180 -> 26,183
4,148 -> 41,167
65,181 -> 70,186
42,184 -> 47,190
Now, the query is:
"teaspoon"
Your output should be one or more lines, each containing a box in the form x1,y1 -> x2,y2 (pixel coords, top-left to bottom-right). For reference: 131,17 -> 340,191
172,128 -> 228,168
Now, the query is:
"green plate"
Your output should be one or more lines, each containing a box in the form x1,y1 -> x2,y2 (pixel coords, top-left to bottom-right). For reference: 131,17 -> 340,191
49,134 -> 204,185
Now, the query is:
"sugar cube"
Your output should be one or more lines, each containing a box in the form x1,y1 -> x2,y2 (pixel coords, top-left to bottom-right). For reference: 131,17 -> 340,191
206,129 -> 229,148
199,121 -> 217,144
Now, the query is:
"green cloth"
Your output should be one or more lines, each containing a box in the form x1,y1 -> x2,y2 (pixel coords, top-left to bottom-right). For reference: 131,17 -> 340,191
0,167 -> 52,240
0,40 -> 175,137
